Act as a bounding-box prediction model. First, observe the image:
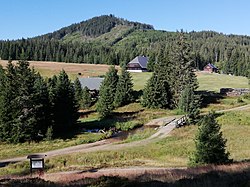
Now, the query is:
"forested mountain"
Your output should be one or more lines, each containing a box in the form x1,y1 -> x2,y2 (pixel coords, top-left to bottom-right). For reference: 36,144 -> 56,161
0,15 -> 249,76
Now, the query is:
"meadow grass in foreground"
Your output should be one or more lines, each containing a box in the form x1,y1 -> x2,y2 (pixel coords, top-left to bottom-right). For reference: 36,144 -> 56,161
0,107 -> 250,176
0,103 -> 173,161
30,109 -> 250,173
0,133 -> 105,160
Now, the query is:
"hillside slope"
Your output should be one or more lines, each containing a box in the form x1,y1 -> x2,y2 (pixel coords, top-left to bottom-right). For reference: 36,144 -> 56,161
0,15 -> 249,76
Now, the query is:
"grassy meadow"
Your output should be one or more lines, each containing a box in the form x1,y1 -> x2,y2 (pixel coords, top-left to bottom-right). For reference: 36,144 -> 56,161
0,61 -> 249,176
1,108 -> 249,176
1,60 -> 248,92
48,109 -> 250,170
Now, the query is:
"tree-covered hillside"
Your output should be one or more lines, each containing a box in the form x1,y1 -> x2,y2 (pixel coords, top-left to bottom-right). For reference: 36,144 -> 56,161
0,15 -> 249,76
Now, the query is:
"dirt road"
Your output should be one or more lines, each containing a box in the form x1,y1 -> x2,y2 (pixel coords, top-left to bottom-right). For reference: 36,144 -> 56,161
0,116 -> 182,167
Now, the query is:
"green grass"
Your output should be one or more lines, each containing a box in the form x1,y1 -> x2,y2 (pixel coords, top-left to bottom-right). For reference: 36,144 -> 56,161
218,111 -> 250,160
39,109 -> 250,173
131,72 -> 249,92
118,128 -> 156,144
131,72 -> 151,90
197,72 -> 249,92
0,133 -> 105,160
0,103 -> 173,161
201,96 -> 250,113
1,109 -> 250,176
0,66 -> 250,176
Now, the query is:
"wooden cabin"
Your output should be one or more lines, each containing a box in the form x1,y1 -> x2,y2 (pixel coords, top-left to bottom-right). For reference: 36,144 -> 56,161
127,56 -> 148,72
203,63 -> 218,73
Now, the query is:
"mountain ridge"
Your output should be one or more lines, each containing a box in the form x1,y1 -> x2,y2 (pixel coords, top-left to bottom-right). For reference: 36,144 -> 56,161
34,15 -> 154,41
0,15 -> 249,77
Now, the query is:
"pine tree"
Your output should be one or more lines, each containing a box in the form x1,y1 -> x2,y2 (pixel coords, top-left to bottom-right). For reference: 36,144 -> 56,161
0,61 -> 52,142
169,31 -> 198,107
82,86 -> 92,109
32,75 -> 52,135
190,112 -> 231,165
50,70 -> 79,134
97,66 -> 118,118
114,66 -> 134,107
74,78 -> 83,108
178,85 -> 200,123
142,48 -> 172,109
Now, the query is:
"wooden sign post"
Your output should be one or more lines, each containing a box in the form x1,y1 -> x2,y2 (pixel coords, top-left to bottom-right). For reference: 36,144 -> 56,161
27,154 -> 47,176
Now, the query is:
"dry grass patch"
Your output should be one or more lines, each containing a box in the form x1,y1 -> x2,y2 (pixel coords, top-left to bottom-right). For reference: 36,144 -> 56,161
0,60 -> 120,79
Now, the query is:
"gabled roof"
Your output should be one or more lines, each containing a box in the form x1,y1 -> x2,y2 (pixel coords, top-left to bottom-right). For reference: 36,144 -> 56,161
128,56 -> 148,69
207,63 -> 218,69
79,77 -> 104,90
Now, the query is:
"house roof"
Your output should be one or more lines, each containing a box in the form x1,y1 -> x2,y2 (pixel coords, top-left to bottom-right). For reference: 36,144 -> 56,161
128,56 -> 148,69
206,63 -> 218,69
79,77 -> 104,90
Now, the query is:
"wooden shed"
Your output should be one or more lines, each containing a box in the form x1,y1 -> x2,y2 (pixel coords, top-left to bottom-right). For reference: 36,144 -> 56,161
203,63 -> 218,73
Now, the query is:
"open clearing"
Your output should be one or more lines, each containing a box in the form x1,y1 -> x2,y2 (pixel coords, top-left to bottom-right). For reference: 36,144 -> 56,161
0,60 -> 119,79
0,60 -> 248,91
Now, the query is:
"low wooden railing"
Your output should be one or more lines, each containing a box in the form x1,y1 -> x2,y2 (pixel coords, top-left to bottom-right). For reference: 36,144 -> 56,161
175,115 -> 188,128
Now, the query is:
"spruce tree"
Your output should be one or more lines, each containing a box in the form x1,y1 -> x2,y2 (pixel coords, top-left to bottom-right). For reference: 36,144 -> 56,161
178,85 -> 200,123
114,66 -> 134,107
74,78 -> 83,108
32,75 -> 52,135
142,48 -> 172,109
97,66 -> 118,118
0,61 -> 52,142
82,86 -> 92,109
169,31 -> 198,107
50,70 -> 79,134
190,112 -> 231,165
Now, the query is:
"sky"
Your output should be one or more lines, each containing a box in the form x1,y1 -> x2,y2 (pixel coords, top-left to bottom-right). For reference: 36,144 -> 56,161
0,0 -> 250,40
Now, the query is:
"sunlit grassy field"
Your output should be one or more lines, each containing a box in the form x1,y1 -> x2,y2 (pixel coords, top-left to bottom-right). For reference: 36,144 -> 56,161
131,72 -> 249,92
0,133 -> 106,160
197,72 -> 249,92
41,108 -> 250,170
1,60 -> 248,92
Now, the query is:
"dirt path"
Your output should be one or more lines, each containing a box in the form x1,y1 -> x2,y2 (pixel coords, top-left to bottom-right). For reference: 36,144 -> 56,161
1,104 -> 250,167
0,116 -> 181,166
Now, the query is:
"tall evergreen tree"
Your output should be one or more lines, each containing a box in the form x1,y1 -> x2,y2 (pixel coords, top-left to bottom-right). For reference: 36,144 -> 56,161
82,86 -> 92,109
0,61 -> 52,142
32,75 -> 52,135
74,78 -> 83,108
190,112 -> 231,166
97,66 -> 118,118
178,85 -> 200,124
169,31 -> 198,107
0,62 -> 18,142
142,46 -> 172,109
50,70 -> 79,134
114,66 -> 134,107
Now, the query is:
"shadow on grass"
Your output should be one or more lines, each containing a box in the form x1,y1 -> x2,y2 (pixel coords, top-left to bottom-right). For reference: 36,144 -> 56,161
78,110 -> 141,130
0,161 -> 18,168
197,90 -> 225,108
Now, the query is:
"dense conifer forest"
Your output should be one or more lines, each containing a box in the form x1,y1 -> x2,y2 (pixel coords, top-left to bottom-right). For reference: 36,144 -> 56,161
0,15 -> 249,77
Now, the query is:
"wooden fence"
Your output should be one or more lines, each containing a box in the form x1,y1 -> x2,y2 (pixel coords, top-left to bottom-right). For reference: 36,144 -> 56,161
175,115 -> 188,128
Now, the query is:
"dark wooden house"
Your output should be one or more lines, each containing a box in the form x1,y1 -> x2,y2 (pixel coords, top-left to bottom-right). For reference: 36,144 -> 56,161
203,63 -> 218,73
127,56 -> 148,72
